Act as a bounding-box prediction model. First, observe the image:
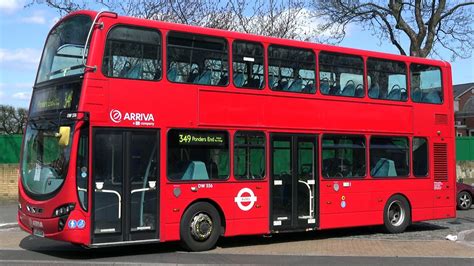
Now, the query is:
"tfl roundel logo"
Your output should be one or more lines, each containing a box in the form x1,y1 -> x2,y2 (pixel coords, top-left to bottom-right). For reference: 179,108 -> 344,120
110,109 -> 122,123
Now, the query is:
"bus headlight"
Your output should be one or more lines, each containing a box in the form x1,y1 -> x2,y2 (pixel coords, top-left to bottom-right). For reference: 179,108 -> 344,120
53,203 -> 75,217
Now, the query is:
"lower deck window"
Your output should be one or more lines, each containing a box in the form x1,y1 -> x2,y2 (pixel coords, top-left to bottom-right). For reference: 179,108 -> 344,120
167,129 -> 229,181
370,136 -> 409,177
322,135 -> 366,178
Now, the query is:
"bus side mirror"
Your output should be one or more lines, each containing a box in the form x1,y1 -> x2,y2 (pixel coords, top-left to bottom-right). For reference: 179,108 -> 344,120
56,126 -> 71,147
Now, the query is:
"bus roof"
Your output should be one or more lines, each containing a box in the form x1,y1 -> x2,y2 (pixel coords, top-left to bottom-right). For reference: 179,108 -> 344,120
65,10 -> 450,68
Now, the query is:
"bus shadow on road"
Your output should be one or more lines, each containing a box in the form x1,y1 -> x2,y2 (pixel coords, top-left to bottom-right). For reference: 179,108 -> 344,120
17,222 -> 449,259
18,236 -> 185,260
217,222 -> 449,249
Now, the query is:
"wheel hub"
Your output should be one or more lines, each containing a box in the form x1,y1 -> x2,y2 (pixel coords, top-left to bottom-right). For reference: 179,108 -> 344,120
388,200 -> 405,226
190,213 -> 213,241
460,194 -> 471,208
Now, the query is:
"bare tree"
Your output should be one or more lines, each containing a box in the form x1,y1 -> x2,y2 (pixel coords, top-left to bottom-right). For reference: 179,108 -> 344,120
27,0 -> 313,40
0,105 -> 28,135
311,0 -> 474,60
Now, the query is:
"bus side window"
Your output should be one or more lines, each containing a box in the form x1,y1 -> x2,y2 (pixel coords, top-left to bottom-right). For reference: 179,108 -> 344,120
234,131 -> 266,180
268,45 -> 315,94
319,52 -> 364,98
167,31 -> 228,86
232,40 -> 265,89
370,136 -> 409,177
410,64 -> 443,104
413,137 -> 428,177
321,135 -> 366,178
102,26 -> 162,81
367,58 -> 407,101
167,129 -> 229,181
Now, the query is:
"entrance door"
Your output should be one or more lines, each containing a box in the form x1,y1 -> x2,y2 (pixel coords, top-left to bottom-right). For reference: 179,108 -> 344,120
92,129 -> 159,244
270,134 -> 317,231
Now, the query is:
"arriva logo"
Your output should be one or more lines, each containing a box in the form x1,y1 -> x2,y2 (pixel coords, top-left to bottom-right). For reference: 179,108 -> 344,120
109,109 -> 155,126
110,109 -> 122,123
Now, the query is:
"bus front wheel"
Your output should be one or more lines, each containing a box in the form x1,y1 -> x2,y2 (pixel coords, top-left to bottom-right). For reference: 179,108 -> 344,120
180,202 -> 221,251
383,195 -> 411,234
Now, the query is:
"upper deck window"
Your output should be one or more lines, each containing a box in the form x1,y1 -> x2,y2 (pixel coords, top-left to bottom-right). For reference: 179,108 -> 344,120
410,64 -> 443,104
268,45 -> 315,93
367,58 -> 407,101
102,26 -> 162,81
167,31 -> 228,86
232,41 -> 265,89
319,52 -> 364,98
37,15 -> 92,83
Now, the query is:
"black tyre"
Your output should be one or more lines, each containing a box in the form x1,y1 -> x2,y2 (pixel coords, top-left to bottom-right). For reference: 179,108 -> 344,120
180,202 -> 221,252
457,191 -> 472,210
383,195 -> 411,234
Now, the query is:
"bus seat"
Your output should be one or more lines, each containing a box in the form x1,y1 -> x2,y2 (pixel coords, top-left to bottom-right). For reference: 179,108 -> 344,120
371,158 -> 397,177
188,70 -> 200,83
217,75 -> 228,86
234,73 -> 245,87
244,77 -> 260,88
181,161 -> 209,180
268,75 -> 278,89
167,66 -> 178,82
355,85 -> 364,97
329,85 -> 340,95
401,90 -> 408,101
411,87 -> 422,102
387,88 -> 401,100
423,91 -> 441,103
303,83 -> 315,93
126,63 -> 143,79
195,70 -> 212,85
288,79 -> 303,92
278,80 -> 289,91
368,84 -> 380,98
341,83 -> 355,96
320,80 -> 330,94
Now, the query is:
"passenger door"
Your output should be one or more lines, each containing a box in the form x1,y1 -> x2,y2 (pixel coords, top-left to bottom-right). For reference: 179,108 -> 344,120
270,134 -> 318,231
92,129 -> 159,244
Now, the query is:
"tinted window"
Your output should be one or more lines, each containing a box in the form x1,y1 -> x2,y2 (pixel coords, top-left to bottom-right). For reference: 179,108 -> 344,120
367,58 -> 407,101
410,64 -> 443,104
319,52 -> 364,97
102,26 -> 162,80
370,137 -> 409,177
167,129 -> 229,180
413,137 -> 428,177
234,132 -> 265,180
233,41 -> 264,89
268,45 -> 315,93
322,135 -> 366,178
76,128 -> 89,211
167,31 -> 228,86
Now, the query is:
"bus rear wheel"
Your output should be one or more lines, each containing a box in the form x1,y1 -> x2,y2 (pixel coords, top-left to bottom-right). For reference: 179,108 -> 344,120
180,202 -> 221,251
383,195 -> 411,234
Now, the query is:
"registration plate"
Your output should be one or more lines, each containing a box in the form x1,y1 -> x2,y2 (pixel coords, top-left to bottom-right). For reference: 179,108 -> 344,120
33,228 -> 44,237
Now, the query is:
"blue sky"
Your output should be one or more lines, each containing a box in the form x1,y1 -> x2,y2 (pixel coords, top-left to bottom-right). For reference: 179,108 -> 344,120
0,0 -> 473,108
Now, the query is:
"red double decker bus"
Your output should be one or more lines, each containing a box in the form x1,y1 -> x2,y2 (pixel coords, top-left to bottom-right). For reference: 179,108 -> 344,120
18,10 -> 455,251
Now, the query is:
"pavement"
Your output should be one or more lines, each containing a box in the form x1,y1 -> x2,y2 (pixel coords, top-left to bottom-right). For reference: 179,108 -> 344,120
0,201 -> 473,262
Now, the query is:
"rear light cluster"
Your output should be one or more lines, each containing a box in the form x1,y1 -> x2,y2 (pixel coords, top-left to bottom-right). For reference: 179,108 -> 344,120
53,203 -> 75,231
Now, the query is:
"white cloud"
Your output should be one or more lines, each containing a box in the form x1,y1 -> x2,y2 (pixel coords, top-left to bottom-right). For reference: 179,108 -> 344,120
20,12 -> 47,24
12,91 -> 31,100
0,48 -> 41,65
0,0 -> 24,14
0,90 -> 4,100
